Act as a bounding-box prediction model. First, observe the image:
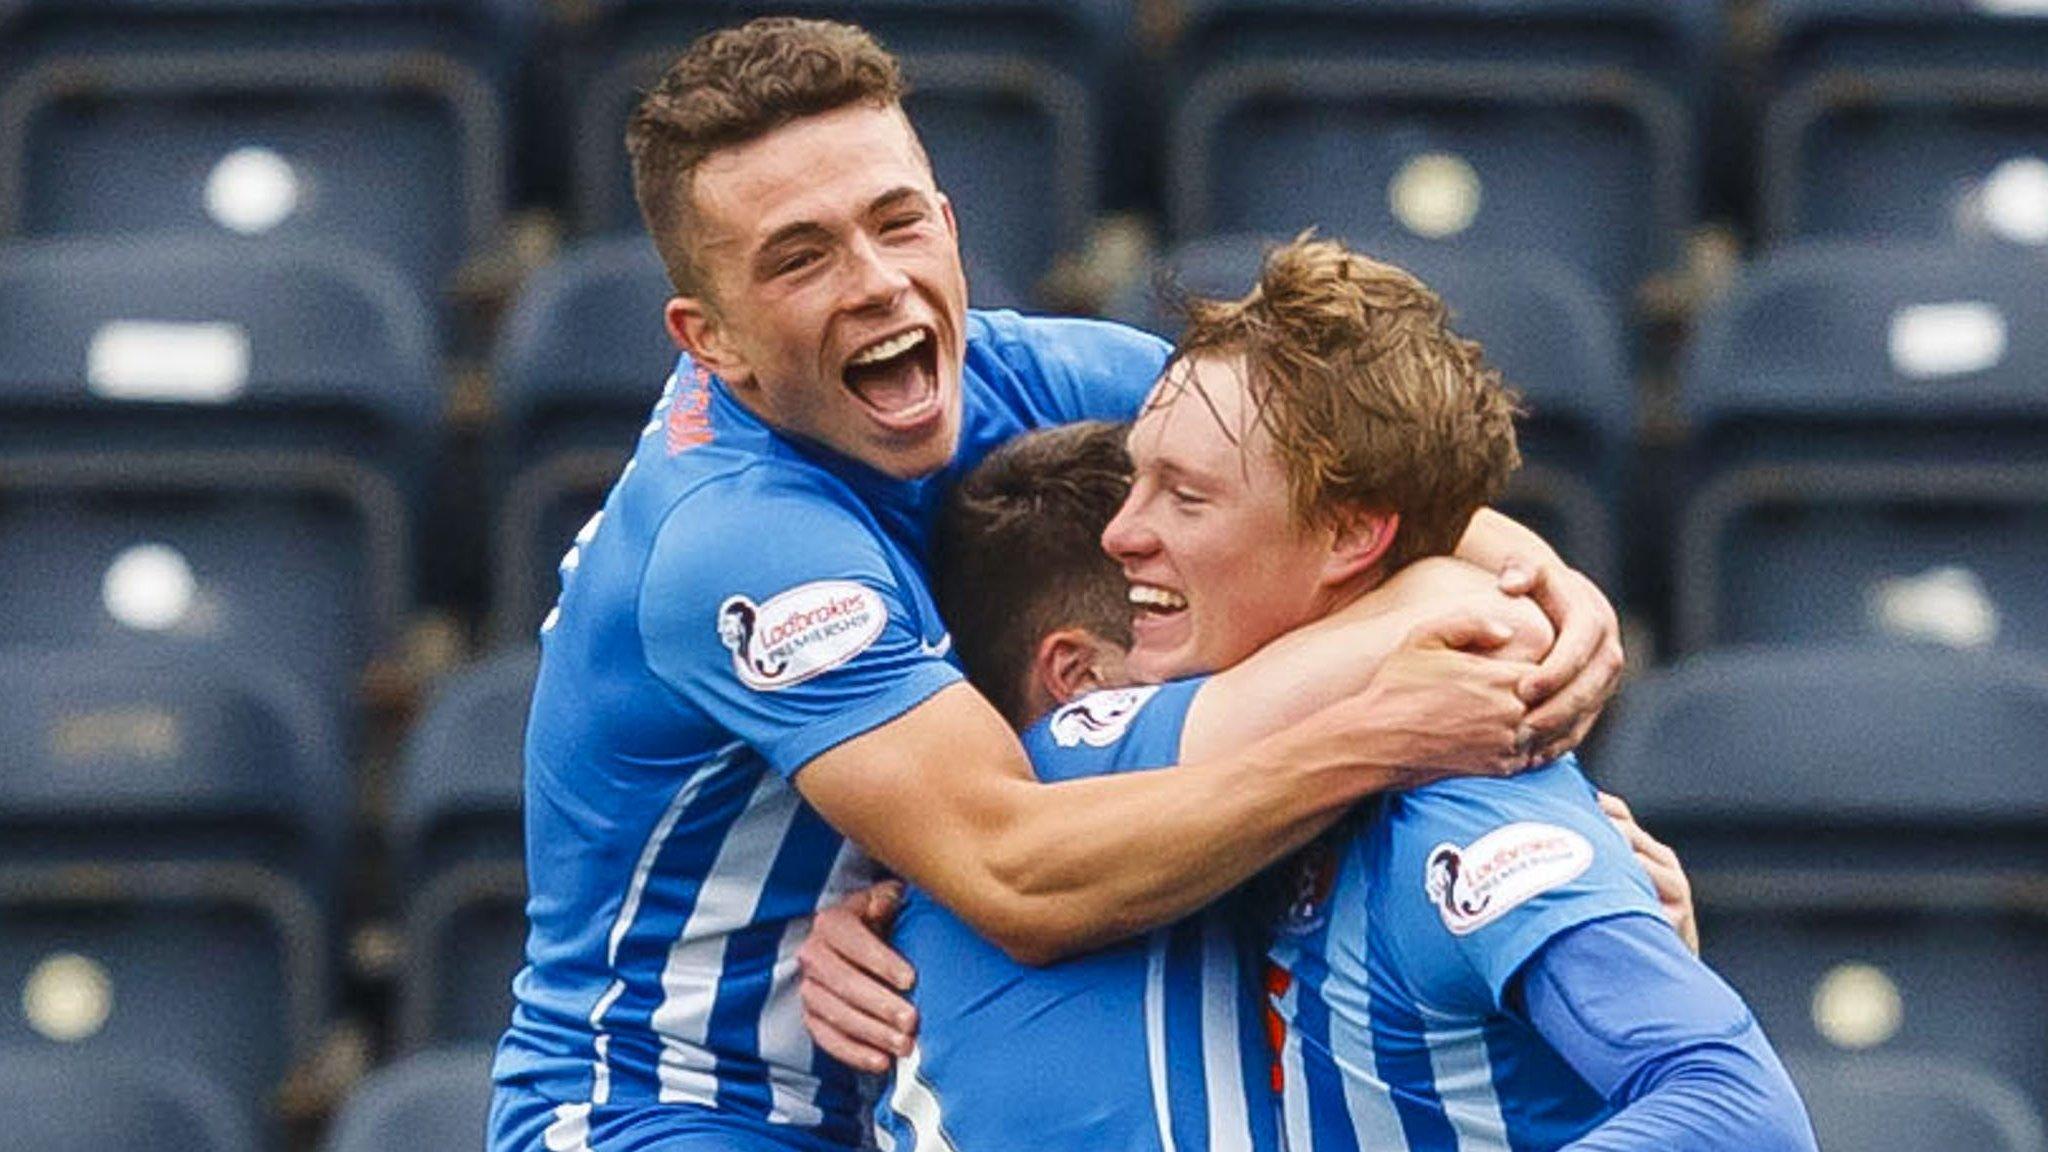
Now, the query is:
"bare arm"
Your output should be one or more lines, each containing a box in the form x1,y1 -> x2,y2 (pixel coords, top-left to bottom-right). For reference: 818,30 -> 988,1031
795,614 -> 1535,965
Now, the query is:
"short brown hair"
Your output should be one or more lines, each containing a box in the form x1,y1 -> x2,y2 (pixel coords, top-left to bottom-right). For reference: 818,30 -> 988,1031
1168,234 -> 1523,572
936,422 -> 1134,728
626,17 -> 909,297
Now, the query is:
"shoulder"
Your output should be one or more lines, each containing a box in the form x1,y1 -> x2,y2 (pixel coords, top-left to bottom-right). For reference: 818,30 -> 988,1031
967,310 -> 1170,406
1020,678 -> 1205,782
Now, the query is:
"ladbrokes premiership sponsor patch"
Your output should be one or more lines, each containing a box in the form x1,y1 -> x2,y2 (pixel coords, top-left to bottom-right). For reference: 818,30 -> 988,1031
1048,686 -> 1162,748
1424,822 -> 1593,936
717,580 -> 886,691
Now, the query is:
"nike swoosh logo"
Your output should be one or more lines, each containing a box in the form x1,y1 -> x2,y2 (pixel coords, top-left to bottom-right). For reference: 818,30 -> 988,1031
919,633 -> 953,659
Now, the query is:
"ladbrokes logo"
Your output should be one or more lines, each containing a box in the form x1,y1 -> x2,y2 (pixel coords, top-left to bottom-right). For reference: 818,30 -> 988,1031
1424,822 -> 1592,936
717,580 -> 886,691
1048,686 -> 1161,748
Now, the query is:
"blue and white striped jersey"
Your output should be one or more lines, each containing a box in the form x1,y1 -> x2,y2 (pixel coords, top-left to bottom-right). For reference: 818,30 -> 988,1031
1267,756 -> 1667,1152
492,312 -> 1169,1149
880,680 -> 1280,1152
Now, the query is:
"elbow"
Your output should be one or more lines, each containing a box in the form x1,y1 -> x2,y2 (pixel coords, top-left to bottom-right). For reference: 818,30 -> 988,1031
959,850 -> 1101,966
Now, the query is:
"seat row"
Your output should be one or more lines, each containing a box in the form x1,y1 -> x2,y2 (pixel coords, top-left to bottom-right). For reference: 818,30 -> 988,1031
3,642 -> 2047,1149
0,0 -> 2046,314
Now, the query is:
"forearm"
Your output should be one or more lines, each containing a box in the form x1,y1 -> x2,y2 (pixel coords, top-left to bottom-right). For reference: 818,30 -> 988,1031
1522,917 -> 1817,1152
1455,506 -> 1559,573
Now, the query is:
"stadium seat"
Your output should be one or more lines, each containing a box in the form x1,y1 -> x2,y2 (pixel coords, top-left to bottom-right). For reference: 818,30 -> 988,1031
322,1046 -> 495,1152
0,0 -> 515,301
0,645 -> 336,1127
0,238 -> 436,729
1597,646 -> 2048,1115
1677,242 -> 2048,653
0,1046 -> 261,1152
553,0 -> 1108,299
1165,0 -> 1700,310
1787,1051 -> 2048,1152
1110,233 -> 1632,584
1759,0 -> 2048,250
393,650 -> 535,1048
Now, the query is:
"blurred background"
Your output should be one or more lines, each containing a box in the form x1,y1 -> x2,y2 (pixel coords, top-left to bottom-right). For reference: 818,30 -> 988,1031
0,1 -> 2043,1150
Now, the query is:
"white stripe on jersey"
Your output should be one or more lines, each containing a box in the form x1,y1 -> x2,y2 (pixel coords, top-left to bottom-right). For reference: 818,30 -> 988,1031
757,841 -> 876,1125
1424,1020 -> 1510,1152
884,1042 -> 960,1152
1144,934 -> 1182,1152
652,769 -> 805,1105
1200,916 -> 1255,1151
587,749 -> 729,1104
1319,889 -> 1408,1152
543,1102 -> 594,1152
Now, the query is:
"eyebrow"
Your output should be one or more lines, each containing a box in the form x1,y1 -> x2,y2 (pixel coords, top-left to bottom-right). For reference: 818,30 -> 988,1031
752,186 -> 929,268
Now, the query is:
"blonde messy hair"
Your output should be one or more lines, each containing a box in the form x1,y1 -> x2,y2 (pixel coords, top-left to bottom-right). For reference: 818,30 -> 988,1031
1166,233 -> 1523,573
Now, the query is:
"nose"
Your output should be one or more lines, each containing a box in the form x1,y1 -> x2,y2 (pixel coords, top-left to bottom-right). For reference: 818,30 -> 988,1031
1100,487 -> 1156,564
844,231 -> 911,311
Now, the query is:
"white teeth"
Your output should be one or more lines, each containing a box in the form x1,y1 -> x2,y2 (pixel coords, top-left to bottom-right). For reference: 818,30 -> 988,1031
1128,584 -> 1188,611
848,328 -> 928,366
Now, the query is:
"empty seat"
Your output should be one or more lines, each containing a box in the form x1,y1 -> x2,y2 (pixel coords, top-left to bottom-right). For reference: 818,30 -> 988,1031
557,0 -> 1106,299
1677,242 -> 2048,653
0,645 -> 335,1123
1787,1051 -> 2047,1152
0,1045 -> 260,1152
1113,233 -> 1631,583
1598,646 -> 2048,1113
322,1047 -> 494,1152
0,0 -> 514,300
0,238 -> 436,727
1760,0 -> 2048,251
1167,0 -> 1699,309
393,650 -> 535,1048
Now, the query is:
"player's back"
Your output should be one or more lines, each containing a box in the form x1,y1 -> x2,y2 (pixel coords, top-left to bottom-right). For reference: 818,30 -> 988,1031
881,682 -> 1278,1152
1268,757 -> 1665,1152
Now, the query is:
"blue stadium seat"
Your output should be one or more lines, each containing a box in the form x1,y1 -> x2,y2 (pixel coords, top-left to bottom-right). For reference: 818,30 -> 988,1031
0,647 -> 336,1132
556,0 -> 1108,299
1166,0 -> 1701,309
393,651 -> 535,1048
1787,1052 -> 2047,1152
1597,646 -> 2048,1115
322,1047 -> 495,1152
0,0 -> 515,300
0,1046 -> 261,1152
0,238 -> 436,728
1110,233 -> 1632,584
1760,0 -> 2048,250
1677,242 -> 2048,653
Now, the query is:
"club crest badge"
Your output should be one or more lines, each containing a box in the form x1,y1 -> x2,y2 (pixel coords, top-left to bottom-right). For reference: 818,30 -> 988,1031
717,580 -> 885,691
1048,686 -> 1162,748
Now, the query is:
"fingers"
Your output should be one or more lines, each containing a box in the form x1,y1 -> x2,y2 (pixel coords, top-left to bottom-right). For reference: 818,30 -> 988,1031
1406,610 -> 1517,655
819,888 -> 916,991
857,879 -> 906,931
797,940 -> 916,1070
1602,792 -> 1700,954
1514,564 -> 1623,708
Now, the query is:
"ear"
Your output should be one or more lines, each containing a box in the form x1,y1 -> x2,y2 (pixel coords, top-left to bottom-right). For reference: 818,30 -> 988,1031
1031,627 -> 1121,709
665,295 -> 752,388
1321,507 -> 1400,590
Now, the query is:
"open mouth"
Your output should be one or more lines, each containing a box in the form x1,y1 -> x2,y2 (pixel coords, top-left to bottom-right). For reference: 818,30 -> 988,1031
1128,582 -> 1188,621
843,326 -> 941,431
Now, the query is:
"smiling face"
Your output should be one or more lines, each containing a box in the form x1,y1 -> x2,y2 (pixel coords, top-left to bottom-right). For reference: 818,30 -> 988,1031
1100,353 -> 1347,682
665,102 -> 970,480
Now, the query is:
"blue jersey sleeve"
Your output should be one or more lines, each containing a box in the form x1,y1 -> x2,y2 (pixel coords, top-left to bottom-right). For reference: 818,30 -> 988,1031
1018,678 -> 1206,782
638,464 -> 962,779
1373,757 -> 1665,1014
969,310 -> 1170,427
1521,917 -> 1818,1152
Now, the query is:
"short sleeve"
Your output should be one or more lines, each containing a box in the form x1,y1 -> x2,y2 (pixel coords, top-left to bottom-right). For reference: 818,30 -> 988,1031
971,311 -> 1171,426
1376,757 -> 1665,1013
1019,678 -> 1206,782
638,466 -> 962,779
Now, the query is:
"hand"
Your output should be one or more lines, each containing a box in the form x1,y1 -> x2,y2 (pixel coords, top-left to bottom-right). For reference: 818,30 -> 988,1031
1497,556 -> 1624,762
1348,610 -> 1541,778
796,880 -> 919,1072
1600,792 -> 1698,956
